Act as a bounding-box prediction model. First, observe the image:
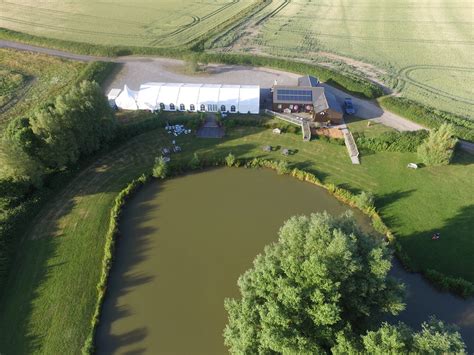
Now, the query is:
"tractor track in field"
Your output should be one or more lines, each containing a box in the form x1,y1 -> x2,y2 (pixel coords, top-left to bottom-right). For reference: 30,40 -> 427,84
255,0 -> 291,25
398,65 -> 474,105
147,0 -> 242,45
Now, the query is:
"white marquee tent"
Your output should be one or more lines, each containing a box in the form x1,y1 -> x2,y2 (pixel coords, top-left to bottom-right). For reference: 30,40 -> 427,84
115,85 -> 139,110
116,82 -> 260,114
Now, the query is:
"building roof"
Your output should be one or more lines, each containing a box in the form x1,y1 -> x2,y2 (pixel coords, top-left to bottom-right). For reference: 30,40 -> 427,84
107,88 -> 122,100
325,91 -> 343,113
298,75 -> 319,87
121,83 -> 260,113
273,86 -> 327,112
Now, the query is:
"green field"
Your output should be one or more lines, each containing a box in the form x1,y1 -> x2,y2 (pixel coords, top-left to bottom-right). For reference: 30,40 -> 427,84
231,0 -> 474,119
0,68 -> 25,108
0,0 -> 255,48
0,48 -> 86,129
0,114 -> 473,353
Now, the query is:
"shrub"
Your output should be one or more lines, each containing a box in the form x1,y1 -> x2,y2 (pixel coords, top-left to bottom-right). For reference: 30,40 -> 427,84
189,152 -> 201,170
225,153 -> 236,167
417,124 -> 458,166
355,130 -> 429,153
275,160 -> 290,175
152,156 -> 168,179
355,191 -> 375,210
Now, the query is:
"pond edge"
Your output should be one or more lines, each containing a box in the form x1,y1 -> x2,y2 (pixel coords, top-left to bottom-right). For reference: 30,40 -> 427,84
82,157 -> 474,354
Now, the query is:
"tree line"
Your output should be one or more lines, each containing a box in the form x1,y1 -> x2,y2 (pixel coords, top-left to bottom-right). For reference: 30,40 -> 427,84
0,80 -> 116,287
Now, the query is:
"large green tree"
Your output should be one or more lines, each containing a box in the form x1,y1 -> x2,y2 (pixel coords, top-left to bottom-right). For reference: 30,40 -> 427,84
417,123 -> 458,166
332,318 -> 466,354
224,212 -> 405,353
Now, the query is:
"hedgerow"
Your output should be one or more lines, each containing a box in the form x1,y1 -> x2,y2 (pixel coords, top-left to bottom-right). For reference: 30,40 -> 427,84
378,96 -> 474,142
355,130 -> 429,153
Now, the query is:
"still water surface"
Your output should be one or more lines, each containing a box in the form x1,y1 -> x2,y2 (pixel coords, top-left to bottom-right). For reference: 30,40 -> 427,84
97,168 -> 473,354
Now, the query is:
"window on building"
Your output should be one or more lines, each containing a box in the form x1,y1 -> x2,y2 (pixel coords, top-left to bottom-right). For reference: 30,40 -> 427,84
220,105 -> 226,112
159,103 -> 165,110
208,104 -> 218,112
190,104 -> 195,111
230,105 -> 236,112
179,104 -> 185,111
200,104 -> 206,111
170,103 -> 175,110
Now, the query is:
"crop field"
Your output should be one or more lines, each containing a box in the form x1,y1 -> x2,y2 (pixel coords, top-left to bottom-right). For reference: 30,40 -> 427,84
231,0 -> 474,119
0,0 -> 255,48
0,48 -> 86,129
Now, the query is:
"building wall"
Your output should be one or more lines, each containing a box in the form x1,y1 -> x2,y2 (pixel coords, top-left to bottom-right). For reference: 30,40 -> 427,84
272,102 -> 314,113
311,109 -> 343,124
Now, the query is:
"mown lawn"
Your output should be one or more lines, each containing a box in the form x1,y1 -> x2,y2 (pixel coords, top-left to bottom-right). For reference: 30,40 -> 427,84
0,120 -> 473,353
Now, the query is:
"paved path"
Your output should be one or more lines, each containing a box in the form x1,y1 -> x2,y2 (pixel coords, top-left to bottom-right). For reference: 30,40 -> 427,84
196,114 -> 224,138
4,38 -> 474,155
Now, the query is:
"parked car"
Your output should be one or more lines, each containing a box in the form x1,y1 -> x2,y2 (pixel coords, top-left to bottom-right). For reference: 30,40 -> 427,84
344,98 -> 355,115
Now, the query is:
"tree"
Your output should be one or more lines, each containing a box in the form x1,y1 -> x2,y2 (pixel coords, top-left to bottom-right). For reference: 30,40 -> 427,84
152,156 -> 168,179
0,135 -> 45,187
224,212 -> 405,353
417,123 -> 458,166
332,318 -> 466,354
225,153 -> 236,167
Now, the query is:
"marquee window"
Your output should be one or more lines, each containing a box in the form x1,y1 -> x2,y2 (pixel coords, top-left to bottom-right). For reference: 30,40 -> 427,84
190,104 -> 195,111
169,103 -> 175,110
220,105 -> 226,112
230,105 -> 236,112
200,104 -> 206,111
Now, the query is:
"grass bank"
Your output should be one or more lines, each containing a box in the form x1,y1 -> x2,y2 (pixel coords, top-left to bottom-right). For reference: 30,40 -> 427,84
0,114 -> 472,353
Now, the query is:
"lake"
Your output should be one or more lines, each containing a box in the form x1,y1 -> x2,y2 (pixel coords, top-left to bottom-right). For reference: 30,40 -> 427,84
96,168 -> 473,354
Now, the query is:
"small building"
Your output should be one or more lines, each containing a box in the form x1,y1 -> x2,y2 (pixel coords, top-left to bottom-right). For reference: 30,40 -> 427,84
272,128 -> 282,134
272,76 -> 344,125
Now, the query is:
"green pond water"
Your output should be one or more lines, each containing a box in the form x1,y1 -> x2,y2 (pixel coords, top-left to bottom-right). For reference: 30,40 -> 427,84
96,167 -> 474,354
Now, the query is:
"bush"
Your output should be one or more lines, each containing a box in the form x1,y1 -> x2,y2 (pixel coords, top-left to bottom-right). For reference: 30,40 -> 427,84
355,191 -> 375,210
225,153 -> 236,167
152,156 -> 168,179
424,269 -> 474,298
417,124 -> 458,166
189,152 -> 201,170
275,160 -> 290,175
355,130 -> 429,153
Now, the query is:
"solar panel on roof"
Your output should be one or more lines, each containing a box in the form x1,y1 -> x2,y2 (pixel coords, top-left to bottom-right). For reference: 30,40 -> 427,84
276,88 -> 313,102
